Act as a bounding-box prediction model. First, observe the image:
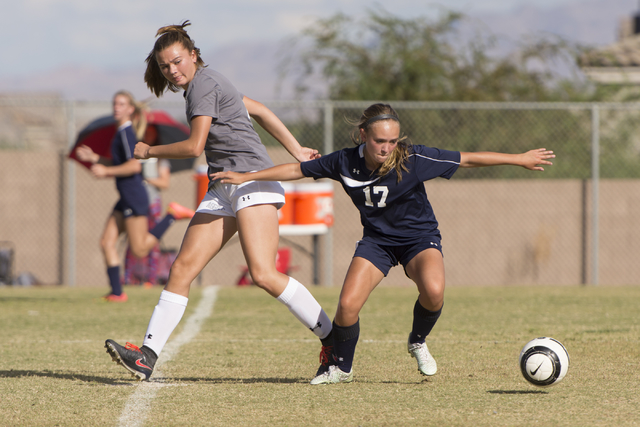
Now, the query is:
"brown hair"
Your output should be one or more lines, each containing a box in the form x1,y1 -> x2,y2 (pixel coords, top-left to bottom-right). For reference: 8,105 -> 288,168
144,20 -> 206,97
349,103 -> 411,182
113,90 -> 147,141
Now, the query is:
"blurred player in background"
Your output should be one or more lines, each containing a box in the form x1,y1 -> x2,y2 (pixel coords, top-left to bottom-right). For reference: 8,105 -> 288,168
105,21 -> 333,381
76,91 -> 194,302
212,103 -> 555,384
122,155 -> 172,287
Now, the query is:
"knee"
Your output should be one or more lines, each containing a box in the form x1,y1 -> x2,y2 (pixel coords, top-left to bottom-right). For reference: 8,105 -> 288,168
100,236 -> 114,253
248,266 -> 279,293
163,256 -> 195,294
420,287 -> 444,311
419,280 -> 445,307
336,294 -> 361,325
129,244 -> 149,259
168,255 -> 190,277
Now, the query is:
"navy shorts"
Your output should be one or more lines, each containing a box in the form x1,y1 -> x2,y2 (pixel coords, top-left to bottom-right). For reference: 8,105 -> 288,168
113,191 -> 149,218
353,236 -> 443,277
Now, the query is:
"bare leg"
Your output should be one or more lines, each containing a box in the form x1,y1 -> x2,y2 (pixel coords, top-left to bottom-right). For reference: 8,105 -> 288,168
237,203 -> 332,338
404,248 -> 445,311
334,257 -> 385,327
142,212 -> 238,356
125,215 -> 160,259
236,204 -> 289,296
164,212 -> 238,297
100,211 -> 124,267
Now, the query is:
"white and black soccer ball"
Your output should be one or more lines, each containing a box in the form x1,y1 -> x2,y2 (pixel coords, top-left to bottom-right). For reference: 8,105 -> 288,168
519,337 -> 570,387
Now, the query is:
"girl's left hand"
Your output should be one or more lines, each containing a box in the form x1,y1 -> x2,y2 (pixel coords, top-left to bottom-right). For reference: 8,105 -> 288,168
76,144 -> 98,164
522,148 -> 555,171
134,142 -> 151,160
296,147 -> 321,162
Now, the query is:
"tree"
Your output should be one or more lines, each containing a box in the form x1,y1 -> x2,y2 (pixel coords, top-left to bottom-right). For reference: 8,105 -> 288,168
279,8 -> 592,102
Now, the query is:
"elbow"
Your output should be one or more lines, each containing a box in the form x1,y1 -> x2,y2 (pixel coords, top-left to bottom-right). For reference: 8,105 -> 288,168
187,138 -> 206,158
188,146 -> 204,158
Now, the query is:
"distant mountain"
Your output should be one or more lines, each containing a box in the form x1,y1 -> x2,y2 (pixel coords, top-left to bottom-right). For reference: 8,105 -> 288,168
1,0 -> 637,101
0,41 -> 288,102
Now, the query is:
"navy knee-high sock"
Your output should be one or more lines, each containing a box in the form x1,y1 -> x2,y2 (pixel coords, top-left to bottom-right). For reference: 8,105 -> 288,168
107,266 -> 122,296
149,214 -> 175,240
333,319 -> 360,373
409,300 -> 442,344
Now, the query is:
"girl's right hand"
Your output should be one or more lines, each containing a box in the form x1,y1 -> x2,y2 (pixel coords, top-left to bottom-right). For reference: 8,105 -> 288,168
134,141 -> 151,159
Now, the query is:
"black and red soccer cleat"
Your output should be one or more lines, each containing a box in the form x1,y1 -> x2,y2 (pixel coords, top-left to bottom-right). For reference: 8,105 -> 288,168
105,339 -> 157,381
314,344 -> 337,377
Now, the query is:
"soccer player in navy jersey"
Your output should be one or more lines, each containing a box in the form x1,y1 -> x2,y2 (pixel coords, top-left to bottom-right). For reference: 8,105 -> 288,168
76,91 -> 194,303
212,103 -> 555,384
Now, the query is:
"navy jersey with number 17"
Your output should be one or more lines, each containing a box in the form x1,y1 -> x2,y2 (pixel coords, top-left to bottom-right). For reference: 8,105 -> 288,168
300,144 -> 460,245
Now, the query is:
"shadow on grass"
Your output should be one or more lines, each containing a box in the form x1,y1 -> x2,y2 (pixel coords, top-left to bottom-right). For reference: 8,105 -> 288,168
0,370 -> 322,385
0,297 -> 77,303
0,370 -> 133,386
379,379 -> 436,385
155,376 -> 310,384
487,390 -> 548,394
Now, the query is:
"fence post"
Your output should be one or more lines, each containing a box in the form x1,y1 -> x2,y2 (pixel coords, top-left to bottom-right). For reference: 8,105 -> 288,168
591,104 -> 599,286
323,101 -> 334,286
65,100 -> 76,287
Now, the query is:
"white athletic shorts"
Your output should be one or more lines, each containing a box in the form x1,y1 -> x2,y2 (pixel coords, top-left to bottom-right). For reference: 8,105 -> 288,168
196,179 -> 285,217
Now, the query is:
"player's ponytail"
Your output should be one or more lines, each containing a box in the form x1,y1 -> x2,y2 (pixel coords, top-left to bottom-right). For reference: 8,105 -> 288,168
350,103 -> 411,182
144,20 -> 206,97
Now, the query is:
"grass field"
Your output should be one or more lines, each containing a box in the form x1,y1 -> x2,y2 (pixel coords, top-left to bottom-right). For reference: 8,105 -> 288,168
1,284 -> 639,426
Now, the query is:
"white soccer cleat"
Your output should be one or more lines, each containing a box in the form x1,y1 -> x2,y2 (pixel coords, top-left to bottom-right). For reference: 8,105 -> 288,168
310,365 -> 353,385
407,337 -> 437,376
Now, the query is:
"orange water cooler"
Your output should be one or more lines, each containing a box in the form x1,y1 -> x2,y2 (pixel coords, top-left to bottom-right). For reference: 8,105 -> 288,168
278,182 -> 296,225
194,165 -> 209,209
292,182 -> 334,227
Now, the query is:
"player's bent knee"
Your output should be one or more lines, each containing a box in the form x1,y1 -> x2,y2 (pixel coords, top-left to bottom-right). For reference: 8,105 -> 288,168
248,269 -> 280,293
129,244 -> 150,259
337,298 -> 363,323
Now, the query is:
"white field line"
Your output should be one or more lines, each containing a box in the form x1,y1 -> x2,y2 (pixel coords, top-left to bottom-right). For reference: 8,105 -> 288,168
117,286 -> 219,427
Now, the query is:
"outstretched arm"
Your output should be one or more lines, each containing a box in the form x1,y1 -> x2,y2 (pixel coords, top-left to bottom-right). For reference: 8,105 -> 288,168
210,163 -> 304,185
243,96 -> 320,162
460,148 -> 555,171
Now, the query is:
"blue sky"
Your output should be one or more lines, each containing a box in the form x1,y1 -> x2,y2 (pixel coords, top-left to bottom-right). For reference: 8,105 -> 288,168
3,0 -> 638,100
6,0 -> 607,76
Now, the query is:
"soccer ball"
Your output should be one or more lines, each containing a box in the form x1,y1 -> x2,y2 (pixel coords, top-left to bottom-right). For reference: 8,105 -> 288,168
519,337 -> 569,387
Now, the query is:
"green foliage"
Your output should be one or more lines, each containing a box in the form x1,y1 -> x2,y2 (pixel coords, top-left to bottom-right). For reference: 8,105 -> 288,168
269,9 -> 640,179
282,8 -> 592,102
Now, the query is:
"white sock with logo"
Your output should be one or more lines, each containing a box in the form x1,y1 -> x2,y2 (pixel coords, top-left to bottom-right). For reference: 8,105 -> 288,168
142,290 -> 188,356
276,277 -> 332,339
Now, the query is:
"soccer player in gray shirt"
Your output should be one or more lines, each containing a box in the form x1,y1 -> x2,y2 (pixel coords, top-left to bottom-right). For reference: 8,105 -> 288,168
105,21 -> 334,381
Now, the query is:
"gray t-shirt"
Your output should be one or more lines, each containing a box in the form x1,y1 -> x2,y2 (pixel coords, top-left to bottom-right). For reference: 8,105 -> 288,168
184,67 -> 274,173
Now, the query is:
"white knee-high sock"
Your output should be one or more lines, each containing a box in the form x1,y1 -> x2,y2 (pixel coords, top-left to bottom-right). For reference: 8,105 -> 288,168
276,277 -> 332,339
142,290 -> 188,356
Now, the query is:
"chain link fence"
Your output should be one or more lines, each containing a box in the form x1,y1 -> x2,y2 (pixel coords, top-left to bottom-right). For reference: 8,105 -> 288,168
1,96 -> 639,288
